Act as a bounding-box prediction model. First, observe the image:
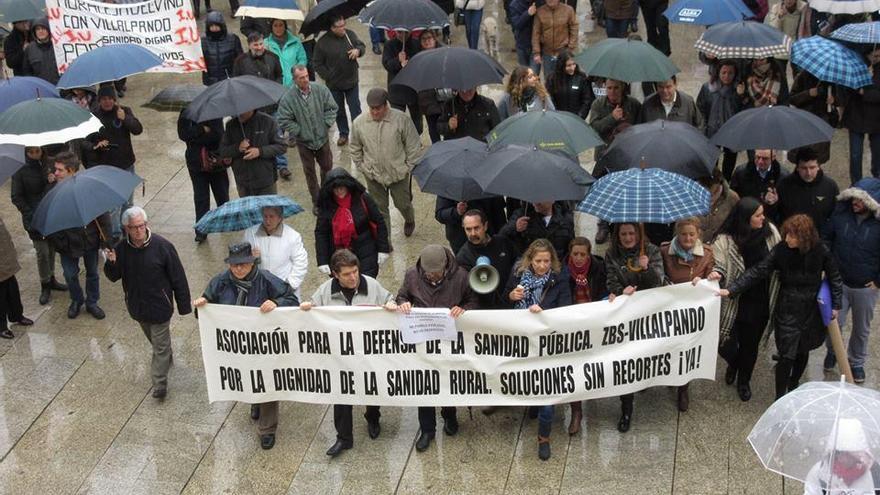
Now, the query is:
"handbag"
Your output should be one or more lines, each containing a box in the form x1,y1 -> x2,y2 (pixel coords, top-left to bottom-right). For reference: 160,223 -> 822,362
200,147 -> 232,173
453,0 -> 470,26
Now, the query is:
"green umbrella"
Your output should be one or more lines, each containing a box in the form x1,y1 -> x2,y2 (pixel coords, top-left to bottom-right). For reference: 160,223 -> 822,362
486,109 -> 603,156
0,0 -> 43,23
0,98 -> 102,146
574,38 -> 679,83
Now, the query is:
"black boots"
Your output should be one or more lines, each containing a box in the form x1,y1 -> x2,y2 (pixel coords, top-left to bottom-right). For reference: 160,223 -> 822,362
40,277 -> 68,305
537,421 -> 552,460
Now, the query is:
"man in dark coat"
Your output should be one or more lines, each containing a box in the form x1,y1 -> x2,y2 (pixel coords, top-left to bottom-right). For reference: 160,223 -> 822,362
730,148 -> 790,219
3,20 -> 31,76
500,201 -> 575,260
381,32 -> 423,134
177,112 -> 229,243
11,146 -> 66,305
509,0 -> 538,69
104,207 -> 191,399
435,196 -> 507,254
456,209 -> 517,309
397,245 -> 478,453
218,110 -> 287,197
776,147 -> 839,226
201,11 -> 243,86
21,17 -> 59,84
313,16 -> 366,147
85,85 -> 144,171
841,51 -> 880,184
232,32 -> 283,83
436,88 -> 501,141
637,77 -> 702,128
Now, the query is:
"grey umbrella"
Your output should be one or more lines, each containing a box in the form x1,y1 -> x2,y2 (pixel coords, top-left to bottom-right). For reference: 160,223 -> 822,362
0,144 -> 25,186
143,84 -> 205,112
183,76 -> 286,123
413,137 -> 493,201
710,105 -> 834,151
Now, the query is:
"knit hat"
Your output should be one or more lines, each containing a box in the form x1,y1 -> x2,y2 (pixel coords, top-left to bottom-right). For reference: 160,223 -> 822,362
97,85 -> 117,100
419,245 -> 448,273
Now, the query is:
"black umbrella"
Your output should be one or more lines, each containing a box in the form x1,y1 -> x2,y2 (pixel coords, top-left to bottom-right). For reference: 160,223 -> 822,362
392,47 -> 506,91
598,121 -> 720,179
710,105 -> 834,151
470,145 -> 595,203
300,0 -> 370,37
358,0 -> 450,31
0,144 -> 24,187
143,84 -> 205,112
413,137 -> 493,201
183,75 -> 286,123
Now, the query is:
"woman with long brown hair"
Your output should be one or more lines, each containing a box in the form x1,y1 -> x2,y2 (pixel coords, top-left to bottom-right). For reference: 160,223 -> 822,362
497,66 -> 555,120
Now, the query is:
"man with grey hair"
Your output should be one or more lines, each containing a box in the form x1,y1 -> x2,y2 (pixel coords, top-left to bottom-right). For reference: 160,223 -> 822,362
104,206 -> 192,400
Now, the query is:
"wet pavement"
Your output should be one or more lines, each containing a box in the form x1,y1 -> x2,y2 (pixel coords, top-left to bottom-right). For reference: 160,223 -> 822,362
0,2 -> 878,493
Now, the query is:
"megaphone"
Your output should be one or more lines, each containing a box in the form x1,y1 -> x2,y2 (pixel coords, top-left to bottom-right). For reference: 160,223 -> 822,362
468,256 -> 499,294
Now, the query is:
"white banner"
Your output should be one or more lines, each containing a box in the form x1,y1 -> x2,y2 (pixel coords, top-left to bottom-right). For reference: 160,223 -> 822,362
197,282 -> 721,406
46,0 -> 204,73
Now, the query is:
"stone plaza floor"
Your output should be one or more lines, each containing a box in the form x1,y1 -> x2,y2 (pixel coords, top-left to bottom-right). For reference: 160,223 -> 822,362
0,3 -> 878,493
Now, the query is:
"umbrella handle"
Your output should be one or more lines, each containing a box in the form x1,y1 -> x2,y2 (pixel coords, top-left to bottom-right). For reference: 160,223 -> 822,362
93,218 -> 107,243
639,222 -> 646,257
826,319 -> 854,383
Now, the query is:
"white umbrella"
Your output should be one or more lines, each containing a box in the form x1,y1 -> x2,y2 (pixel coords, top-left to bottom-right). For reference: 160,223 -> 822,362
0,98 -> 103,146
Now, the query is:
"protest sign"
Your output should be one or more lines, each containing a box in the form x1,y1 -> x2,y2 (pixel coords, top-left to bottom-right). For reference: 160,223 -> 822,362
198,282 -> 721,406
45,0 -> 204,73
399,308 -> 457,344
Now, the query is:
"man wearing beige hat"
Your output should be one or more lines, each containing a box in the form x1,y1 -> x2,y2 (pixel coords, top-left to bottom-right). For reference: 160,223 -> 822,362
349,88 -> 423,237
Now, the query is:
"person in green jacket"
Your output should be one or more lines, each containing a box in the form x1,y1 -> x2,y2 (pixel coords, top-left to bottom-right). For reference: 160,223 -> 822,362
266,19 -> 308,88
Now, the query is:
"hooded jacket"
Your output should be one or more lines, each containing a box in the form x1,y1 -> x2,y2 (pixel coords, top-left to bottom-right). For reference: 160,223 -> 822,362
265,25 -> 308,87
21,18 -> 59,84
3,24 -> 31,75
10,155 -> 51,239
201,11 -> 243,86
314,168 -> 390,278
397,247 -> 479,310
821,178 -> 880,288
85,103 -> 144,169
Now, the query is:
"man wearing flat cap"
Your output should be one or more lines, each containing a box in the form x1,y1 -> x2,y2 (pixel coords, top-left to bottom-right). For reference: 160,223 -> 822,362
193,242 -> 298,450
349,87 -> 423,238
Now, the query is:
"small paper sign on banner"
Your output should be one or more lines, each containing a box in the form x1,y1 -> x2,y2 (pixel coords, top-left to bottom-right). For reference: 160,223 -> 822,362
399,308 -> 457,344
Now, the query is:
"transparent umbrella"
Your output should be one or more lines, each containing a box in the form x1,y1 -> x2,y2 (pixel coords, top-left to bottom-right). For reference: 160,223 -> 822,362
748,378 -> 880,492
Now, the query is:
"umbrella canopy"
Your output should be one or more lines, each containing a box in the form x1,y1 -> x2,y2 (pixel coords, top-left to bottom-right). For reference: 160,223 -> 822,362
31,165 -> 143,237
0,98 -> 103,146
792,36 -> 872,89
0,144 -> 25,186
710,105 -> 835,151
832,21 -> 880,44
748,379 -> 880,487
413,137 -> 492,201
694,21 -> 792,59
358,0 -> 450,31
486,109 -> 603,156
235,0 -> 304,20
57,44 -> 164,90
0,77 -> 60,113
470,145 -> 594,203
576,168 -> 710,223
195,195 -> 304,234
574,38 -> 679,83
597,121 -> 719,180
663,0 -> 753,25
143,84 -> 205,112
392,47 -> 506,91
0,0 -> 43,23
183,76 -> 287,122
300,0 -> 370,36
809,0 -> 880,13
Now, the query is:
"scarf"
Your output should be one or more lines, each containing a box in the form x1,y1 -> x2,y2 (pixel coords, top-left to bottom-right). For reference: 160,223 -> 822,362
748,63 -> 781,105
568,257 -> 592,303
332,193 -> 357,249
831,455 -> 871,486
518,87 -> 537,112
515,269 -> 551,309
232,267 -> 258,306
671,237 -> 694,262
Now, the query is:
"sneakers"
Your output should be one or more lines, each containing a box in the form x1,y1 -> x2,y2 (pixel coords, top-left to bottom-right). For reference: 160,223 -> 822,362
852,367 -> 866,384
823,352 -> 837,372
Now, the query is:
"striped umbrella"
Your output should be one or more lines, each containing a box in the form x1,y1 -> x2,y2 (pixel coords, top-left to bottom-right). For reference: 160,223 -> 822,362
792,36 -> 872,89
832,21 -> 880,44
694,21 -> 791,59
235,0 -> 303,20
0,98 -> 102,146
808,0 -> 880,14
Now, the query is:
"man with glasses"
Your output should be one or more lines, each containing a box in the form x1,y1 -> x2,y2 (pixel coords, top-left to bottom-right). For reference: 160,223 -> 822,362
731,148 -> 790,218
104,207 -> 192,400
313,15 -> 366,147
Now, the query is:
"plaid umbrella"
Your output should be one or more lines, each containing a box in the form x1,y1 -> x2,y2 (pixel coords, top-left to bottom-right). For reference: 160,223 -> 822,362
832,21 -> 880,44
576,168 -> 710,224
143,84 -> 205,112
792,36 -> 872,89
809,0 -> 880,14
694,21 -> 791,59
195,195 -> 304,234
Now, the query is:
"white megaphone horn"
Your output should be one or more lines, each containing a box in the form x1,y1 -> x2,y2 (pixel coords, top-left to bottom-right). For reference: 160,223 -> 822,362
468,256 -> 499,294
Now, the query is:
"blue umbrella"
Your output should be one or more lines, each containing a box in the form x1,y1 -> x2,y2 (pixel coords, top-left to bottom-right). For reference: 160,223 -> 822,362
808,0 -> 880,14
0,144 -> 25,186
663,0 -> 753,25
195,195 -> 305,234
57,44 -> 164,90
235,0 -> 303,20
792,36 -> 872,89
832,21 -> 880,44
576,168 -> 710,224
694,21 -> 791,59
0,77 -> 60,113
31,165 -> 144,237
0,0 -> 43,23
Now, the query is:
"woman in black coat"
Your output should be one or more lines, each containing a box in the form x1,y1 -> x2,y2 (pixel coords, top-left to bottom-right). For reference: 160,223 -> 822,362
315,168 -> 391,278
719,214 -> 842,400
177,110 -> 229,243
545,49 -> 594,119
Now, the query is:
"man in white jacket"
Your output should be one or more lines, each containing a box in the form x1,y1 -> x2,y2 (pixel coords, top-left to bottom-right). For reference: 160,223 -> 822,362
243,206 -> 309,300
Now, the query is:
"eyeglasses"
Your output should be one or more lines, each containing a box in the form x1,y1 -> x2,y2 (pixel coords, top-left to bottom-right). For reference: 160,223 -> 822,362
754,156 -> 772,161
128,223 -> 147,230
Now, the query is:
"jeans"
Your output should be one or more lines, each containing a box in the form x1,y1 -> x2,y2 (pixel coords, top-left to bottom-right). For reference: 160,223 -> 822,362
541,55 -> 558,80
188,168 -> 230,226
330,87 -> 362,138
516,47 -> 541,74
848,130 -> 880,184
463,9 -> 483,50
273,111 -> 289,171
60,249 -> 99,306
110,165 -> 135,240
826,285 -> 879,368
537,405 -> 553,426
605,18 -> 630,38
641,1 -> 670,56
369,26 -> 385,45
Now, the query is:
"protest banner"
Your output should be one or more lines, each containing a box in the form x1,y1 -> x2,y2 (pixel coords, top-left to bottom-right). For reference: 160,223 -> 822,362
45,0 -> 204,73
197,282 -> 721,406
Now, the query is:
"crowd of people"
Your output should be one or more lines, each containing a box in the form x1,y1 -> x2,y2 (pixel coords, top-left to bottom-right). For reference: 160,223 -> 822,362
0,0 -> 878,480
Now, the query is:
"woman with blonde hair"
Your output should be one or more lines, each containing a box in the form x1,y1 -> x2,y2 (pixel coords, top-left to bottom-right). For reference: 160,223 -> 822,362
497,66 -> 555,120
